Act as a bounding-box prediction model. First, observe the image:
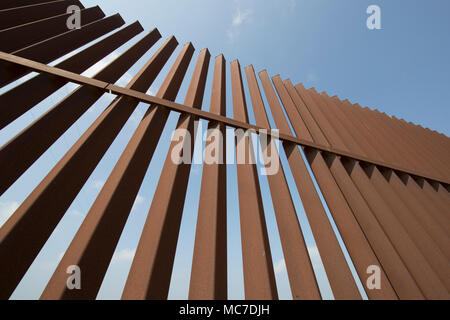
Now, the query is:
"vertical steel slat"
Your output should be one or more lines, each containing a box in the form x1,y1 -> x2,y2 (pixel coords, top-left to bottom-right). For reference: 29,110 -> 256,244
325,94 -> 386,163
0,22 -> 146,130
349,103 -> 422,174
356,106 -> 423,172
436,183 -> 450,208
304,149 -> 398,300
337,99 -> 405,169
271,76 -> 313,142
304,90 -> 448,298
0,29 -> 160,196
0,6 -> 105,53
41,41 -> 194,300
342,159 -> 449,299
415,178 -> 450,223
319,91 -> 385,159
292,87 -> 411,299
282,81 -> 397,299
189,55 -> 227,300
360,164 -> 450,291
121,49 -> 210,300
259,70 -> 361,300
0,37 -> 177,299
244,65 -> 321,300
355,107 -> 446,202
0,14 -> 125,87
283,80 -> 330,147
379,169 -> 450,259
294,84 -> 348,151
230,60 -> 278,300
308,88 -> 368,156
0,0 -> 83,30
306,88 -> 446,252
396,117 -> 450,170
283,81 -> 398,299
323,154 -> 424,299
398,173 -> 450,236
360,107 -> 445,180
0,0 -> 68,10
378,112 -> 449,179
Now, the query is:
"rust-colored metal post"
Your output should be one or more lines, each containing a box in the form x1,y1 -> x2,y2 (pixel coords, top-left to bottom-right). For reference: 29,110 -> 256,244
41,41 -> 194,300
261,71 -> 361,299
122,48 -> 210,300
189,55 -> 228,300
230,60 -> 278,300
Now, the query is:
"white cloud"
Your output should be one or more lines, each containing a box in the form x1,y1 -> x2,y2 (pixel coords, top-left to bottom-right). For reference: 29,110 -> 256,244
274,258 -> 287,275
67,209 -> 83,217
232,8 -> 251,26
228,7 -> 252,41
58,251 -> 65,260
135,195 -> 145,204
111,248 -> 135,264
131,194 -> 145,212
0,201 -> 19,226
92,179 -> 105,190
308,246 -> 321,260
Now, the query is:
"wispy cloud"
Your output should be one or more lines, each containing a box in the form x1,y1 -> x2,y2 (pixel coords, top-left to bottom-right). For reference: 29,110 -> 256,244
308,246 -> 320,259
92,179 -> 105,190
68,209 -> 84,216
135,195 -> 145,205
228,7 -> 252,41
232,8 -> 251,26
131,194 -> 145,212
0,201 -> 19,226
274,258 -> 287,275
111,248 -> 135,264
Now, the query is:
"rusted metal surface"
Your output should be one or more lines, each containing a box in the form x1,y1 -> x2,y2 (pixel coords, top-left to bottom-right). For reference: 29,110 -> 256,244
1,51 -> 448,186
0,0 -> 84,30
323,154 -> 425,300
0,1 -> 448,300
122,48 -> 210,300
281,80 -> 397,300
0,22 -> 145,130
41,39 -> 192,300
0,6 -> 105,53
0,14 -> 125,86
0,28 -> 159,196
189,54 -> 228,300
261,71 -> 362,300
230,60 -> 278,300
0,36 -> 176,299
245,65 -> 321,300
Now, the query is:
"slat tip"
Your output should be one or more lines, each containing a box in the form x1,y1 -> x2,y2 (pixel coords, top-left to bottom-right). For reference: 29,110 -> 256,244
149,27 -> 162,38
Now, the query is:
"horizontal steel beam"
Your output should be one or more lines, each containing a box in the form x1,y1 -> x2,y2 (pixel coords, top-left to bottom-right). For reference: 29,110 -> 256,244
1,50 -> 448,186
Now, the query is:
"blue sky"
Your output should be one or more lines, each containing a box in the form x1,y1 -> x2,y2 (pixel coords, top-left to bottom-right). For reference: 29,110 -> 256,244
0,0 -> 449,300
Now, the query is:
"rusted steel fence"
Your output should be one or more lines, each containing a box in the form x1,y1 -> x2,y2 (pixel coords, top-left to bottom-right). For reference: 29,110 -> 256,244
0,0 -> 449,300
